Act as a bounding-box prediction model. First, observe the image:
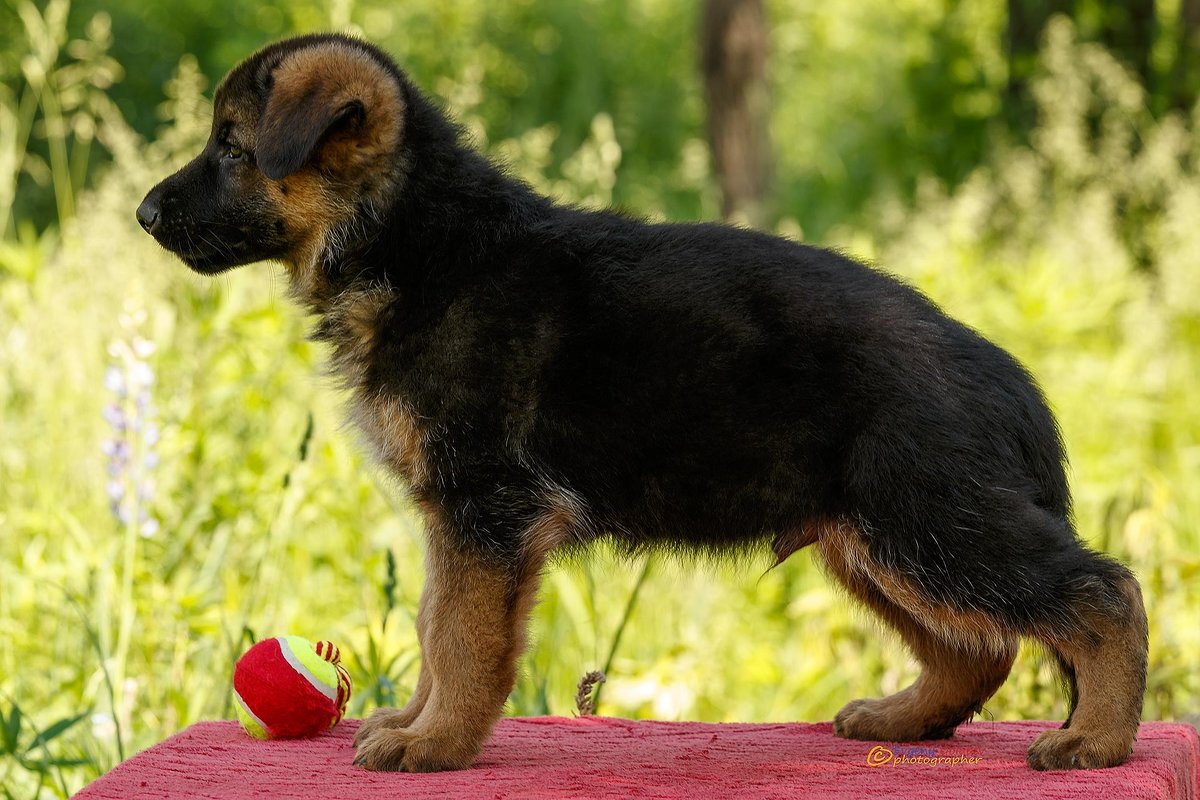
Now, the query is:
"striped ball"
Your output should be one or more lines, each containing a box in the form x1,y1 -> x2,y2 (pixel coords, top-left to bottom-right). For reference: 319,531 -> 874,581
233,636 -> 352,739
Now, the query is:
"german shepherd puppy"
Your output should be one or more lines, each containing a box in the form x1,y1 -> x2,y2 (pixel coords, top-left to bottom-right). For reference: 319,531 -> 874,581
137,34 -> 1147,772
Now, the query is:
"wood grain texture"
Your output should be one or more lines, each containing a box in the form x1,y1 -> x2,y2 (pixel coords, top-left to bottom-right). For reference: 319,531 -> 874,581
77,718 -> 1199,799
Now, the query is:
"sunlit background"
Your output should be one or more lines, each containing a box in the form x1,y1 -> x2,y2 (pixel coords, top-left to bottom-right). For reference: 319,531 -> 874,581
2,0 -> 1198,795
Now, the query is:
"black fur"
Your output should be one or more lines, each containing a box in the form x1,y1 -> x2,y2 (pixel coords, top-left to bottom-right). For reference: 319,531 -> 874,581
139,34 -> 1146,771
308,41 -> 1122,637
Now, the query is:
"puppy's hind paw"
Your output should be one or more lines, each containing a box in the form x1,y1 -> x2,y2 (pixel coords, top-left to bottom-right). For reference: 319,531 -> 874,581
1026,728 -> 1134,770
833,696 -> 958,742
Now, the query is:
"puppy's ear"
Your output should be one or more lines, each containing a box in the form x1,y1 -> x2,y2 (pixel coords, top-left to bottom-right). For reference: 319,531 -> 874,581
256,42 -> 403,181
257,90 -> 364,180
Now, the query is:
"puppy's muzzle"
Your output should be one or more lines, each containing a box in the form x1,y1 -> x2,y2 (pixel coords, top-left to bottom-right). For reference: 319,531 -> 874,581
136,190 -> 162,235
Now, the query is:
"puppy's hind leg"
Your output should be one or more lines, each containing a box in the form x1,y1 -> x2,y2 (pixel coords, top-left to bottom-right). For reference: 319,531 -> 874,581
819,520 -> 1017,742
1025,556 -> 1147,770
821,497 -> 1146,768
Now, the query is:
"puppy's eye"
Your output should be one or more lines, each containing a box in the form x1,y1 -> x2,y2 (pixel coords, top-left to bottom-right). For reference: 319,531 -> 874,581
225,145 -> 244,160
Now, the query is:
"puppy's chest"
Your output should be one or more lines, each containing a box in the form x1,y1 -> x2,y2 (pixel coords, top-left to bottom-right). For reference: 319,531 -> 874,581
348,390 -> 431,488
316,285 -> 545,489
316,288 -> 434,489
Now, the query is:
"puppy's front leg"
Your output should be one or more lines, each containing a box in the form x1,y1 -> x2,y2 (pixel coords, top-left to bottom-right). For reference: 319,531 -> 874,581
352,582 -> 434,746
354,524 -> 541,772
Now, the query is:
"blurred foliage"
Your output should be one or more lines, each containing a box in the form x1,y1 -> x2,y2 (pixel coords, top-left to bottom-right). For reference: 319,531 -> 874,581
0,2 -> 1198,797
6,0 -> 1200,239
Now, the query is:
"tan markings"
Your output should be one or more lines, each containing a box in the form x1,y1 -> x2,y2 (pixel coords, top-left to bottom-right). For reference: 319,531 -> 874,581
352,577 -> 434,748
261,173 -> 342,305
1027,572 -> 1146,769
818,517 -> 1017,742
354,513 -> 548,772
348,392 -> 430,489
402,582 -> 436,722
523,484 -> 593,562
253,40 -> 407,304
818,519 -> 1014,656
320,285 -> 394,386
266,41 -> 406,191
770,522 -> 822,565
212,96 -> 259,150
834,642 -> 1016,743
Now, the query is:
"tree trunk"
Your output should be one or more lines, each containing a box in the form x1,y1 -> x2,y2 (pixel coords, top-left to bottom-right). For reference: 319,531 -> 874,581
1183,0 -> 1200,34
1099,0 -> 1156,92
1173,0 -> 1200,110
1006,0 -> 1071,107
701,0 -> 771,227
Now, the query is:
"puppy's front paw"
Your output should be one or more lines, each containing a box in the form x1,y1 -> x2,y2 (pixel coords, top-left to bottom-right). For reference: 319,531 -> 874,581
353,726 -> 481,772
832,698 -> 876,739
1026,728 -> 1134,770
353,707 -> 414,748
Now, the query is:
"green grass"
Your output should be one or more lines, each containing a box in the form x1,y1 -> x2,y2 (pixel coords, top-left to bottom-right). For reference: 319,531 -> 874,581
0,9 -> 1197,799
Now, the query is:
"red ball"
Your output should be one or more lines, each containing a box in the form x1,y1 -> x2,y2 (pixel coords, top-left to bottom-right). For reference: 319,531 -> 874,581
233,636 -> 351,739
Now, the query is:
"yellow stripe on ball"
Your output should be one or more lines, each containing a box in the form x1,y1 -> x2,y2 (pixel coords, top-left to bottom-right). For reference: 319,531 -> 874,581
279,636 -> 339,701
234,688 -> 269,739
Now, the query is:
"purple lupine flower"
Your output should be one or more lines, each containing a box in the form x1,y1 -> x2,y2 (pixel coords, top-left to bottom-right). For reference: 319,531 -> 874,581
102,311 -> 160,538
104,366 -> 125,396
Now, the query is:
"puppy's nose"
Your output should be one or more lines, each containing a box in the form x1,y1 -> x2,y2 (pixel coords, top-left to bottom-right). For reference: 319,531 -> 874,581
136,195 -> 161,234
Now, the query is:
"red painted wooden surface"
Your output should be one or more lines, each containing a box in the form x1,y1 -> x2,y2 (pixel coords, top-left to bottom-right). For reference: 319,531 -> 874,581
75,717 -> 1200,799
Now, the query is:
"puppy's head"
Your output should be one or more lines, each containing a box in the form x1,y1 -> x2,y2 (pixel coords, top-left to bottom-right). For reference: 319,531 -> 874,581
137,34 -> 406,276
